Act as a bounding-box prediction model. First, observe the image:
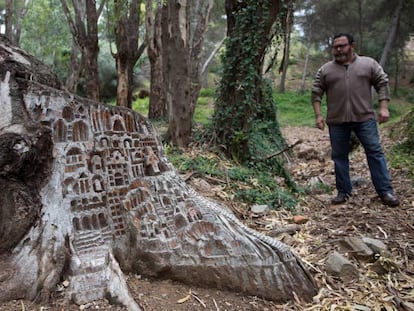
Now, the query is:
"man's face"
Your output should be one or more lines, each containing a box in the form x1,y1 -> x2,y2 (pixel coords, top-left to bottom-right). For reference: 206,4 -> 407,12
332,36 -> 353,64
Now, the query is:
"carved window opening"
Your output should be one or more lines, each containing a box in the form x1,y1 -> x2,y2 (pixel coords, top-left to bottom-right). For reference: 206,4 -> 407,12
125,113 -> 134,132
114,172 -> 124,186
113,119 -> 125,132
77,105 -> 85,116
82,216 -> 91,230
73,217 -> 81,231
100,137 -> 109,148
91,214 -> 99,229
104,110 -> 111,130
53,119 -> 67,143
174,215 -> 188,230
62,106 -> 74,121
124,139 -> 132,148
63,177 -> 76,195
73,121 -> 89,141
91,155 -> 103,172
92,177 -> 104,192
98,213 -> 108,227
78,172 -> 90,193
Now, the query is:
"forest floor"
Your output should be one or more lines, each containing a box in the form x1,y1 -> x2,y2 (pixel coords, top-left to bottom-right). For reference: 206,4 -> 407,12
1,124 -> 413,311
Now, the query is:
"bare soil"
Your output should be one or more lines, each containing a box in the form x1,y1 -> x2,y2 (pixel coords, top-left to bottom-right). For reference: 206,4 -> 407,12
1,125 -> 413,311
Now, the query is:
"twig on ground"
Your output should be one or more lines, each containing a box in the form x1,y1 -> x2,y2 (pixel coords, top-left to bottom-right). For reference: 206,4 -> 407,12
259,139 -> 303,161
191,291 -> 206,308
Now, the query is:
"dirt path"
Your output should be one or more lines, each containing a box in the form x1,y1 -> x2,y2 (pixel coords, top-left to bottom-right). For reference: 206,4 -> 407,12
1,126 -> 413,311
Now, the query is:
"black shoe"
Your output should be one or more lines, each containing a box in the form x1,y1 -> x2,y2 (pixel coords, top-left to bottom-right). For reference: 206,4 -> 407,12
380,193 -> 400,207
331,193 -> 351,205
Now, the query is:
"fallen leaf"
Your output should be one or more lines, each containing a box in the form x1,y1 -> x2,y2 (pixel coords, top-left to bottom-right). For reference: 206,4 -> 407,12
177,294 -> 191,304
292,215 -> 309,224
177,290 -> 192,304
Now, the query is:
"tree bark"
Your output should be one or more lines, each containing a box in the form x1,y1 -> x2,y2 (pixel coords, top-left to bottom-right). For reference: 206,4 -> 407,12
5,0 -> 14,43
279,0 -> 294,93
213,0 -> 288,160
146,0 -> 167,119
189,0 -> 214,117
162,0 -> 213,147
0,37 -> 317,309
379,0 -> 404,68
112,0 -> 146,108
299,44 -> 311,94
162,0 -> 192,147
60,0 -> 102,101
65,38 -> 83,93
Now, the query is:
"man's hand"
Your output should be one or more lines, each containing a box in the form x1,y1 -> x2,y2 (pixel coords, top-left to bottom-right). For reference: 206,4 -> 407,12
378,106 -> 390,124
315,115 -> 325,130
378,100 -> 390,124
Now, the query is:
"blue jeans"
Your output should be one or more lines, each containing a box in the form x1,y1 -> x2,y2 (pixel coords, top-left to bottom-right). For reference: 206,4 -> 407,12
328,119 -> 394,196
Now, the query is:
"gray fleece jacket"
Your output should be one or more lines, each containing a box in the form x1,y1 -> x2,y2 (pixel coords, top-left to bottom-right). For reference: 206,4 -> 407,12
311,54 -> 390,125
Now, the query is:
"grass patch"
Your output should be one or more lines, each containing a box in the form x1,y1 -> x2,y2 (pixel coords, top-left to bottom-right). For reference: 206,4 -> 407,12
194,89 -> 214,125
132,97 -> 149,117
166,147 -> 297,210
274,91 -> 322,127
390,145 -> 414,177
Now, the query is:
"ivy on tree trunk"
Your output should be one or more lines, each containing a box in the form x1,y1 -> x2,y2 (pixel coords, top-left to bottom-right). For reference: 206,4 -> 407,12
213,1 -> 290,168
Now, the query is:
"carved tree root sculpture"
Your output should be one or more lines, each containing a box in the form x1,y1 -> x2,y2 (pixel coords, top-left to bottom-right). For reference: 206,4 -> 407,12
0,37 -> 317,310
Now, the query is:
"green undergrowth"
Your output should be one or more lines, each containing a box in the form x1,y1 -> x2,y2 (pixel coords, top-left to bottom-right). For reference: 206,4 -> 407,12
389,108 -> 414,177
165,145 -> 297,210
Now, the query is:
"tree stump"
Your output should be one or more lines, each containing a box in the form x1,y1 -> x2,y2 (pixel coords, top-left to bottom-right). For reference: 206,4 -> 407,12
0,36 -> 317,310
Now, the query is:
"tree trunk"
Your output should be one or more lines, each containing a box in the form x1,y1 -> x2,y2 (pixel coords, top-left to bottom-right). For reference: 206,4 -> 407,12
60,0 -> 101,102
189,0 -> 214,118
379,0 -> 404,68
299,44 -> 311,94
5,0 -> 14,43
146,0 -> 166,119
213,0 -> 289,162
112,0 -> 146,108
0,37 -> 317,310
161,0 -> 213,147
65,38 -> 83,93
279,0 -> 293,93
162,0 -> 192,147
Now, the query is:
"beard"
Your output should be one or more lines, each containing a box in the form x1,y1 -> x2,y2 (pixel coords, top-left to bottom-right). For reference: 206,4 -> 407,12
334,51 -> 351,63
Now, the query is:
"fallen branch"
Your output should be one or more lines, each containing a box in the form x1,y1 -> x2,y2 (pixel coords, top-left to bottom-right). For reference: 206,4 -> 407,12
259,139 -> 303,161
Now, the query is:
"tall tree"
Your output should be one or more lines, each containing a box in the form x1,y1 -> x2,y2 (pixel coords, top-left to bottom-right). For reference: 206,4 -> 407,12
379,0 -> 404,68
5,0 -> 13,42
188,0 -> 214,117
161,1 -> 191,147
212,0 -> 291,175
162,0 -> 213,147
278,0 -> 294,92
145,0 -> 166,118
60,0 -> 105,101
110,0 -> 146,108
3,0 -> 31,45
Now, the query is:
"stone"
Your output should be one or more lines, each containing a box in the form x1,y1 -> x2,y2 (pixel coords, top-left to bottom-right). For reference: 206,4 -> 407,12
250,204 -> 269,215
340,236 -> 374,262
361,237 -> 388,255
325,251 -> 359,282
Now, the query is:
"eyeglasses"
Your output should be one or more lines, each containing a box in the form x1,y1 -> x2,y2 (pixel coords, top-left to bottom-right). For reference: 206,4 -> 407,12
332,43 -> 349,49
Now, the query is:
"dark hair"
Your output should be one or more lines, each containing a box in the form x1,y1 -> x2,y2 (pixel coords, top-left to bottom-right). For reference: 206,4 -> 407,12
333,33 -> 354,45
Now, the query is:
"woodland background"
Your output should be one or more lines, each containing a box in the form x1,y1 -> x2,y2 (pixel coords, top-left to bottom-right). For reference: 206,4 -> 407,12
1,1 -> 414,310
1,0 -> 414,228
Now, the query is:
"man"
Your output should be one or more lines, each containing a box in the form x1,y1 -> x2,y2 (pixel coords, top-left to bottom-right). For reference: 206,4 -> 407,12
311,33 -> 399,207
